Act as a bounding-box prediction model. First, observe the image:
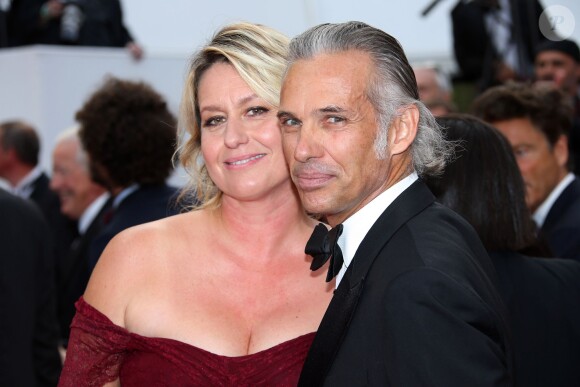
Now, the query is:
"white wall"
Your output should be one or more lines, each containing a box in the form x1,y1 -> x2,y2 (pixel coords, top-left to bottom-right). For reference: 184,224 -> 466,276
121,0 -> 580,62
0,45 -> 191,187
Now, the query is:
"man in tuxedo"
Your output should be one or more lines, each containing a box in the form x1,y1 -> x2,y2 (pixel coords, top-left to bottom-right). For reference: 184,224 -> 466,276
278,21 -> 513,386
75,76 -> 180,269
0,120 -> 77,265
472,82 -> 580,260
50,126 -> 110,347
0,188 -> 62,386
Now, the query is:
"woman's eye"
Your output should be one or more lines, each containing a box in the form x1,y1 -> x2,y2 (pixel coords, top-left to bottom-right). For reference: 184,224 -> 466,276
203,116 -> 225,127
247,106 -> 269,116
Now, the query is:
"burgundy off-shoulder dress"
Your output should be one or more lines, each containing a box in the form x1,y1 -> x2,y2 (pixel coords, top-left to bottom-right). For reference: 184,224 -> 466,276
58,298 -> 315,386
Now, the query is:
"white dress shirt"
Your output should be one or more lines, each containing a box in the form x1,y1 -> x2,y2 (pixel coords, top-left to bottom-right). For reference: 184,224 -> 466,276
335,172 -> 418,287
12,165 -> 43,198
78,192 -> 110,235
533,172 -> 575,227
112,184 -> 139,210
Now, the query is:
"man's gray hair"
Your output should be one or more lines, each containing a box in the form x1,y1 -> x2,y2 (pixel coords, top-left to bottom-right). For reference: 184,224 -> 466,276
55,125 -> 89,170
285,21 -> 453,177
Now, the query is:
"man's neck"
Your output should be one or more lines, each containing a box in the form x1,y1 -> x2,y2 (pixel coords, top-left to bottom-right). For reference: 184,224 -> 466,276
3,163 -> 34,187
327,166 -> 413,227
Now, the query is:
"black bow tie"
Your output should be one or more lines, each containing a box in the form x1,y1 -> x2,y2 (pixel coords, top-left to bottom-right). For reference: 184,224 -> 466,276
305,223 -> 344,282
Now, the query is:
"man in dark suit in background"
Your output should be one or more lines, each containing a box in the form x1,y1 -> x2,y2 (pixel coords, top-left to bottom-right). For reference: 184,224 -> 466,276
0,188 -> 62,386
424,114 -> 580,387
5,0 -> 143,59
533,39 -> 580,175
75,76 -> 180,270
50,126 -> 110,348
450,0 -> 547,91
472,82 -> 580,261
0,120 -> 77,263
278,21 -> 513,386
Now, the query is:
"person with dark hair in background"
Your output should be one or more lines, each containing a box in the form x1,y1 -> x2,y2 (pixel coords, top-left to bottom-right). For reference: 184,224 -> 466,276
60,22 -> 332,385
0,120 -> 77,267
50,126 -> 110,350
279,21 -> 513,386
5,0 -> 143,59
534,38 -> 580,175
472,82 -> 580,261
75,76 -> 179,270
0,188 -> 62,387
425,114 -> 580,387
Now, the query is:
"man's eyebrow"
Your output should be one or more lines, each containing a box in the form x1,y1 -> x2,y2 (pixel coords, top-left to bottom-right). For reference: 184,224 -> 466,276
277,110 -> 293,119
319,105 -> 346,113
277,105 -> 346,120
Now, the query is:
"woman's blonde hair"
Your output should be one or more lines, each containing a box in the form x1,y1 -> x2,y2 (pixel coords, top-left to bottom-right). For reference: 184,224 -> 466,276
177,22 -> 289,209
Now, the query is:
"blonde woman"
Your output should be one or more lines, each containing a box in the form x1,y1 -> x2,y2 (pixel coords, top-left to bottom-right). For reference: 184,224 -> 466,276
59,22 -> 333,386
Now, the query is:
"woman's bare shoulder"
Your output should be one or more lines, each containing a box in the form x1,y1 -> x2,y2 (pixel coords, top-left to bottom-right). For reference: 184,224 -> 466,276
83,211 -> 207,324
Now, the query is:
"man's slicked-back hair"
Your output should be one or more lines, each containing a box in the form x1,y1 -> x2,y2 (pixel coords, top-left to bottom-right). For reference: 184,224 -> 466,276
285,21 -> 453,177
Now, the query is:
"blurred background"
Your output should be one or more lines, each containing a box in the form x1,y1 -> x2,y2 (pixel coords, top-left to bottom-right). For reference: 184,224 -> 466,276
1,0 -> 579,187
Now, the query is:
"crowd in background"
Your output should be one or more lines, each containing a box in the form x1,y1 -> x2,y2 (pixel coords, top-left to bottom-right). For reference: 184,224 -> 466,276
1,0 -> 580,386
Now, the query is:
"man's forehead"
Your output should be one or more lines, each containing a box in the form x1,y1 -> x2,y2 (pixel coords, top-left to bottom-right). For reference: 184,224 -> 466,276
536,51 -> 576,63
283,55 -> 370,92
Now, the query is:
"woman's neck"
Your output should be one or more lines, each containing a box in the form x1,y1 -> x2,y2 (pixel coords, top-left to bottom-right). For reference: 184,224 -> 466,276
212,187 -> 313,261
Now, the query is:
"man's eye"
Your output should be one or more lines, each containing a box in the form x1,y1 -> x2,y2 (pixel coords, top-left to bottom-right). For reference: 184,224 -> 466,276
327,116 -> 345,124
279,116 -> 302,133
247,106 -> 269,116
280,117 -> 300,127
514,147 -> 529,157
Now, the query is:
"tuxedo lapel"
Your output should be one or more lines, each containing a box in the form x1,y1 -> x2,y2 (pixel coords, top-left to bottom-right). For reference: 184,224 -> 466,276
542,177 -> 580,232
60,199 -> 111,290
298,265 -> 364,387
351,180 -> 435,281
28,173 -> 49,200
298,180 -> 435,386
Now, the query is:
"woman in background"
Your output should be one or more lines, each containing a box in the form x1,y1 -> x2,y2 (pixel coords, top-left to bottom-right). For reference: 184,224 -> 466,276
425,114 -> 580,387
59,22 -> 333,386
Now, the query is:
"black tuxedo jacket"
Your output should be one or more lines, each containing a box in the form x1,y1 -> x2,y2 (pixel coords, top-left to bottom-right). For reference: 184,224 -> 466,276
56,197 -> 112,344
0,189 -> 61,386
28,172 -> 78,262
88,184 -> 180,269
541,176 -> 580,261
299,181 -> 513,386
490,251 -> 580,387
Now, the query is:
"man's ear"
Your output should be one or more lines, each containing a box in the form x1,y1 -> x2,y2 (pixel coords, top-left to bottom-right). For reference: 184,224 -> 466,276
389,104 -> 419,155
553,134 -> 569,169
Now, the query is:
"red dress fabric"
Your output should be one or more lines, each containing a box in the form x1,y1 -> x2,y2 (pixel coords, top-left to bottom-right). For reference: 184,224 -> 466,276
59,298 -> 315,386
